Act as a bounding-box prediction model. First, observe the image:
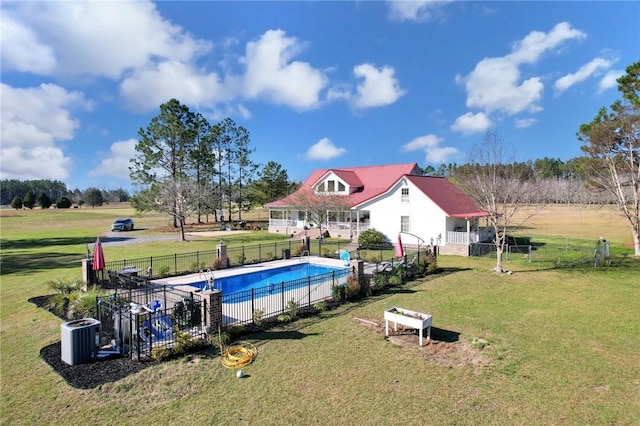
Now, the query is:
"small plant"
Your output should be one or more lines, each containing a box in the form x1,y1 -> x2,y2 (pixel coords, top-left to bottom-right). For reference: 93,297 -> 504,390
313,300 -> 328,312
174,331 -> 204,354
158,265 -> 171,277
331,284 -> 345,301
151,347 -> 172,361
321,247 -> 330,257
265,251 -> 273,260
372,273 -> 388,289
47,278 -> 83,295
236,254 -> 246,265
345,274 -> 360,298
286,299 -> 299,318
190,261 -> 206,271
252,308 -> 265,326
277,313 -> 291,322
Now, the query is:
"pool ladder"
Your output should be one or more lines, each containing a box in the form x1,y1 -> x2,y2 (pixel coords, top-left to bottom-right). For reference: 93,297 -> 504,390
299,250 -> 310,262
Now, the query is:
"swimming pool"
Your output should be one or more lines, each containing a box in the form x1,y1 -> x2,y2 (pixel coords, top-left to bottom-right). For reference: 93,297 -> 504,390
190,262 -> 348,294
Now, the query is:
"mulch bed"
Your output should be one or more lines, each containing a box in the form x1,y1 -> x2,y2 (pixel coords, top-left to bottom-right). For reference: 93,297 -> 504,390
30,295 -> 153,390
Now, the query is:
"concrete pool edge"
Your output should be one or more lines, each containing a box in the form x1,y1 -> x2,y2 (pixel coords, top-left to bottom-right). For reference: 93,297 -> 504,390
150,256 -> 351,292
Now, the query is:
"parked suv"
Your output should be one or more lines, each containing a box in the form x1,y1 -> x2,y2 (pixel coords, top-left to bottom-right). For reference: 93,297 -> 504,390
111,218 -> 134,231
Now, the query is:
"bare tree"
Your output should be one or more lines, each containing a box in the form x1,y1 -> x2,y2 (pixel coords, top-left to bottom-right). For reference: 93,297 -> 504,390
453,132 -> 539,273
291,189 -> 351,238
150,179 -> 209,242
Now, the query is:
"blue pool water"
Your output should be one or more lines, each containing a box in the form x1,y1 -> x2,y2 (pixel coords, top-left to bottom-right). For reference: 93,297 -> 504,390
191,263 -> 347,294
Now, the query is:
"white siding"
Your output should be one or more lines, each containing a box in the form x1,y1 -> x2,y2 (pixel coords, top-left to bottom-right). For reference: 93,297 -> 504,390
356,178 -> 448,246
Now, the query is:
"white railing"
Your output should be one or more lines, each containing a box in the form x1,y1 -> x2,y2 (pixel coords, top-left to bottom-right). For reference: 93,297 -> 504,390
447,231 -> 469,245
269,219 -> 298,227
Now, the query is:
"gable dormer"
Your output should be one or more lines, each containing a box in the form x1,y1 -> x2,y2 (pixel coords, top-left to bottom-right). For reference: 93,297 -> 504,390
313,170 -> 363,195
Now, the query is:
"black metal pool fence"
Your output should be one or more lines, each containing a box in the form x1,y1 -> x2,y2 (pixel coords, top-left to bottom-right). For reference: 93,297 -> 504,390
96,285 -> 207,361
221,268 -> 351,328
99,239 -> 358,281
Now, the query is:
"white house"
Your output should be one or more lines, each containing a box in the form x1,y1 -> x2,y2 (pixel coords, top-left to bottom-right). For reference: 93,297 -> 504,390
265,163 -> 492,255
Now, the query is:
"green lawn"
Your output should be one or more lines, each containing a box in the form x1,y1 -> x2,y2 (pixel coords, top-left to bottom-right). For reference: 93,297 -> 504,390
1,206 -> 639,425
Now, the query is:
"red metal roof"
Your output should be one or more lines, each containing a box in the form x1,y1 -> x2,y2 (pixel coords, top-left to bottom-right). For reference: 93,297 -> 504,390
266,163 -> 421,207
405,175 -> 488,218
266,162 -> 488,218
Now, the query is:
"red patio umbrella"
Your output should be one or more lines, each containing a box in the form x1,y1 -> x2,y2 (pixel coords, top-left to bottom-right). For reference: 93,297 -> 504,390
93,237 -> 105,283
395,234 -> 405,258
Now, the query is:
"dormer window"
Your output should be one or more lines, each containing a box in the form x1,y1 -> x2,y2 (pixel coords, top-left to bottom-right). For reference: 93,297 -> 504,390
315,178 -> 348,194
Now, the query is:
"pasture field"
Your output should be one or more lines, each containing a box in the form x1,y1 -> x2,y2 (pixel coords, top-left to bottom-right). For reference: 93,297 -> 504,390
1,204 -> 639,425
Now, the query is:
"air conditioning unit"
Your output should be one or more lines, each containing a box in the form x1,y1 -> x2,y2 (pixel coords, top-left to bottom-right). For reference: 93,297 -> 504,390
61,318 -> 100,365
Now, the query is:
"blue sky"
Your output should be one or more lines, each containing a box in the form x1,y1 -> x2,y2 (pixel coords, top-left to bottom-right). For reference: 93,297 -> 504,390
1,1 -> 638,190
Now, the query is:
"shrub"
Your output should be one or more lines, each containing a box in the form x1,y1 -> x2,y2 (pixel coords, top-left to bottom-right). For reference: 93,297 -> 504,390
286,299 -> 300,319
331,284 -> 345,301
157,265 -> 170,277
345,274 -> 360,299
173,331 -> 205,354
358,228 -> 387,248
37,192 -> 52,209
55,196 -> 72,209
151,347 -> 172,361
190,261 -> 206,271
277,313 -> 291,322
10,196 -> 22,210
252,308 -> 265,326
313,301 -> 328,312
371,273 -> 388,289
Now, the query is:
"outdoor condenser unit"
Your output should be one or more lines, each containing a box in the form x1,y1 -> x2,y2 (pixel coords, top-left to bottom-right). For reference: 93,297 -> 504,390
61,318 -> 100,365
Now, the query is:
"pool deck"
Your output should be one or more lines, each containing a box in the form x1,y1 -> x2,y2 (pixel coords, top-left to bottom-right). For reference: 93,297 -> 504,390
151,256 -> 351,292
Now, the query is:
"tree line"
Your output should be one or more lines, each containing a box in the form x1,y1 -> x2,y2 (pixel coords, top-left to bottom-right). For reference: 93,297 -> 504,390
1,180 -> 131,209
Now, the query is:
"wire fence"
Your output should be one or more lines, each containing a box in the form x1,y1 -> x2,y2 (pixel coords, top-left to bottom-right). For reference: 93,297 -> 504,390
470,237 -> 615,267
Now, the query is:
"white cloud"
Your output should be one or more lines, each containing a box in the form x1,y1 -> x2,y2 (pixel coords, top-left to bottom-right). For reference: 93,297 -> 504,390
353,64 -> 405,108
387,0 -> 453,22
598,69 -> 624,94
450,112 -> 492,135
305,138 -> 347,161
458,22 -> 586,116
514,118 -> 538,128
1,1 -> 210,79
120,61 -> 230,112
90,139 -> 138,179
554,57 -> 615,94
401,134 -> 459,164
0,13 -> 56,74
242,29 -> 328,110
0,83 -> 88,180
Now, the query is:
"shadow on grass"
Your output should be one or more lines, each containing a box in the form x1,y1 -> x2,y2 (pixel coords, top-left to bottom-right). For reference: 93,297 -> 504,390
1,236 -> 99,250
250,329 -> 321,341
2,251 -> 85,275
430,327 -> 460,343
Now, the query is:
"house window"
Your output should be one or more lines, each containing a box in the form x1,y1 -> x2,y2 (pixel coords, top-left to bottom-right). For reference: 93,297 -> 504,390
338,182 -> 345,192
401,187 -> 409,202
401,216 -> 410,233
316,182 -> 325,192
327,180 -> 335,192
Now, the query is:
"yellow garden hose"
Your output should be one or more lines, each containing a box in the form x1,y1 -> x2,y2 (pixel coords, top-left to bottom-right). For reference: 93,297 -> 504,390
221,341 -> 258,369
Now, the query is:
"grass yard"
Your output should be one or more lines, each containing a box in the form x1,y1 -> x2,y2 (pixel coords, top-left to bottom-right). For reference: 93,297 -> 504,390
1,205 -> 639,425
